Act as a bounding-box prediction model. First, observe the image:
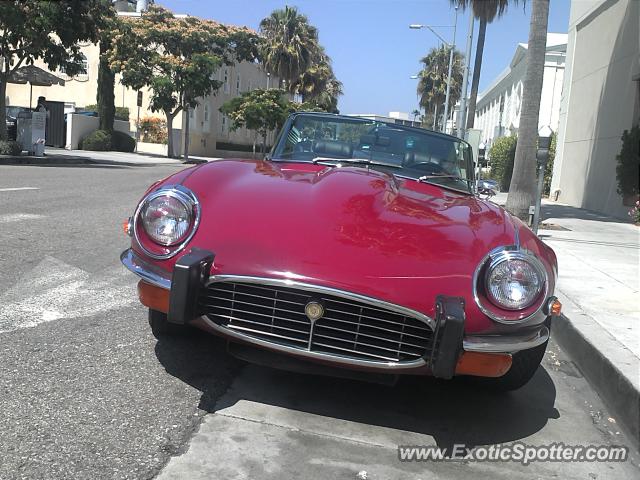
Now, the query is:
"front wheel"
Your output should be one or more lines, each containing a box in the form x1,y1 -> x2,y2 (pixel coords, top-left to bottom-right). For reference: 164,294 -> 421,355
472,340 -> 548,391
148,309 -> 191,339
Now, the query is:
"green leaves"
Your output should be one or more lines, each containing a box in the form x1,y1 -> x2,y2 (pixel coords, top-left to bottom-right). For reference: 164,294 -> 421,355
259,6 -> 342,111
220,89 -> 291,136
110,5 -> 260,116
417,46 -> 464,120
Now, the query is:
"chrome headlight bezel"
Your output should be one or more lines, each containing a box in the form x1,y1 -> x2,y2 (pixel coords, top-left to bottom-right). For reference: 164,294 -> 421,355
473,246 -> 549,324
133,185 -> 201,260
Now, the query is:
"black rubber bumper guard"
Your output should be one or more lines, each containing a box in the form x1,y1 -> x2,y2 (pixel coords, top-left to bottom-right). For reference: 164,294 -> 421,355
167,248 -> 215,325
430,295 -> 466,379
167,248 -> 466,379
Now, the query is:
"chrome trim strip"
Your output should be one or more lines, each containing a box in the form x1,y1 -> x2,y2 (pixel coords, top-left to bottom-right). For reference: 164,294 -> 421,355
463,325 -> 550,353
204,274 -> 435,330
120,249 -> 172,290
199,314 -> 429,370
133,185 -> 201,260
472,245 -> 550,325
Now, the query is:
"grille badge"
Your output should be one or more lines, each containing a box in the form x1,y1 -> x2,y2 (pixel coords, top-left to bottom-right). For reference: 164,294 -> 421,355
304,300 -> 325,322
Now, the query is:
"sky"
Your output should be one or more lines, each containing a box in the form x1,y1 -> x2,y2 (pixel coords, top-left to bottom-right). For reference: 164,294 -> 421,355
159,0 -> 571,116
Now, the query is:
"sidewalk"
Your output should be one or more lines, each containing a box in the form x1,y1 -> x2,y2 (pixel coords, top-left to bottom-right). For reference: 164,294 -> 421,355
0,147 -> 219,166
493,192 -> 640,445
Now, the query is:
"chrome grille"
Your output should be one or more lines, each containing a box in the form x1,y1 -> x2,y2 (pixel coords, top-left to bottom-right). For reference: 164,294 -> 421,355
199,280 -> 435,363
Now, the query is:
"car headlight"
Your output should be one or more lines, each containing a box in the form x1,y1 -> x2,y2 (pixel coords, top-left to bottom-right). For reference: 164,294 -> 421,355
141,194 -> 192,246
484,252 -> 545,310
134,186 -> 200,258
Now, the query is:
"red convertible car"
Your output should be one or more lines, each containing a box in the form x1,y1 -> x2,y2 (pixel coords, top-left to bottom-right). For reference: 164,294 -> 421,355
121,112 -> 560,390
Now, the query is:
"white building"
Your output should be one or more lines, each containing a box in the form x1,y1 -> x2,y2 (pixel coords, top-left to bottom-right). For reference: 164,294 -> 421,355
348,112 -> 422,128
474,33 -> 567,146
551,0 -> 639,218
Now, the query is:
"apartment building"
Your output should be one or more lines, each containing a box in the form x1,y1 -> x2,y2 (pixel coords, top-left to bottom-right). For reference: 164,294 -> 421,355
4,10 -> 280,157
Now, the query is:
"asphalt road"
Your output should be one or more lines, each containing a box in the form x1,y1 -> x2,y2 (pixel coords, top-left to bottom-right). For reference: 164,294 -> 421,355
0,164 -> 638,480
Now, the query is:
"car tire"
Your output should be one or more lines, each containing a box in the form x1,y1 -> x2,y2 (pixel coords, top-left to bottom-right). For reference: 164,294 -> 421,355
148,309 -> 191,338
472,340 -> 548,392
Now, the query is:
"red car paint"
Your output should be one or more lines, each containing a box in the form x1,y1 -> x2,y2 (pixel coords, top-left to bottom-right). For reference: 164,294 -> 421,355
132,159 -> 557,334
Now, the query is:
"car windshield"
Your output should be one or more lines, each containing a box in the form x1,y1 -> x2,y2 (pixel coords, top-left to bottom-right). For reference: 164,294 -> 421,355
271,113 -> 474,193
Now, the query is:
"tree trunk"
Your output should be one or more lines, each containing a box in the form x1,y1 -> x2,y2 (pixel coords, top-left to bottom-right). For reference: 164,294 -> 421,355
505,0 -> 550,221
252,132 -> 257,159
0,77 -> 7,140
97,39 -> 115,132
183,107 -> 190,163
433,104 -> 438,131
261,131 -> 267,155
465,17 -> 487,130
166,110 -> 174,158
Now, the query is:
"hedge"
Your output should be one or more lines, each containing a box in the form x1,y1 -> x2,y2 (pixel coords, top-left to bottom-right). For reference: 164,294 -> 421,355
0,140 -> 22,156
79,129 -> 136,152
488,135 -> 517,192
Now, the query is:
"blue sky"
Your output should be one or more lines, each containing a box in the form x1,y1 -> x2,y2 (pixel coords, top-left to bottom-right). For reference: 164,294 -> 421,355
159,0 -> 571,116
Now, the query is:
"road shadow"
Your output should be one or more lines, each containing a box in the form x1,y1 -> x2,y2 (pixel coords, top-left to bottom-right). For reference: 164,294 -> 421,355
155,335 -> 559,450
542,203 -> 630,224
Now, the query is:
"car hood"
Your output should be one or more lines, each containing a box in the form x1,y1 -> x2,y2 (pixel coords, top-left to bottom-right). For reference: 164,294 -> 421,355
155,159 -> 521,331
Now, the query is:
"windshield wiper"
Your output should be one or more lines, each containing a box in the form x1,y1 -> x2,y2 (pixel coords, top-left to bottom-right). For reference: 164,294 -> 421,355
416,174 -> 473,193
312,157 -> 401,169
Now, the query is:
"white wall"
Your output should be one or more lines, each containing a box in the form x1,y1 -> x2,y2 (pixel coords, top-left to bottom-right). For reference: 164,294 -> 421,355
551,0 -> 640,218
66,114 -> 132,150
474,36 -> 567,147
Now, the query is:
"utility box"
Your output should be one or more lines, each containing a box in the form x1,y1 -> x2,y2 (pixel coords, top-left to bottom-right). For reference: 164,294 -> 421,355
17,111 -> 47,155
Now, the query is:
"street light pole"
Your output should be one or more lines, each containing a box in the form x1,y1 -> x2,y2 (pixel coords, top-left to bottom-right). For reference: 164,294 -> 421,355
442,7 -> 458,134
409,13 -> 457,134
457,13 -> 474,139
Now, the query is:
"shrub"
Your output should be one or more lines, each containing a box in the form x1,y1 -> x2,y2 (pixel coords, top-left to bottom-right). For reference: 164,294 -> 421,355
111,130 -> 136,152
137,116 -> 167,144
616,125 -> 640,197
543,133 -> 556,196
79,129 -> 111,151
115,107 -> 130,121
0,140 -> 22,156
488,135 -> 517,192
84,104 -> 130,121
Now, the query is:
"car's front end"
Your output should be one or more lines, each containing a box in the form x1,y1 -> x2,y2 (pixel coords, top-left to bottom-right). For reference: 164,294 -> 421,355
122,112 -> 560,389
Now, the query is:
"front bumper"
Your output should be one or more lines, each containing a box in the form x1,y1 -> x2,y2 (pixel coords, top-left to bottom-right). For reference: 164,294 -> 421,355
121,248 -> 550,375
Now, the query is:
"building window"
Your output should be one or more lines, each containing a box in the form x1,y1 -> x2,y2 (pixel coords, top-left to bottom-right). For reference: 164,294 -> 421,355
224,68 -> 230,94
236,74 -> 241,93
204,104 -> 209,122
189,107 -> 195,119
220,113 -> 226,133
60,54 -> 89,82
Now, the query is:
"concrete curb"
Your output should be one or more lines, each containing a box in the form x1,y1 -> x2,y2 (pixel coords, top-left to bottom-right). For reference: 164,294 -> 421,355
552,291 -> 639,449
0,155 -> 184,167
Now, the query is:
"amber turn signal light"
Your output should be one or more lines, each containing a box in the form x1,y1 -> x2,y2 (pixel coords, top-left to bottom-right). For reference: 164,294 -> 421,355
137,280 -> 170,314
549,299 -> 562,316
455,352 -> 512,378
123,217 -> 133,237
544,297 -> 562,316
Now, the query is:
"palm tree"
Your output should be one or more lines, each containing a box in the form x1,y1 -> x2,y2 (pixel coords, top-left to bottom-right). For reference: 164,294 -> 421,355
451,0 -> 517,129
259,6 -> 320,94
416,45 -> 464,131
506,0 -> 550,220
411,109 -> 421,122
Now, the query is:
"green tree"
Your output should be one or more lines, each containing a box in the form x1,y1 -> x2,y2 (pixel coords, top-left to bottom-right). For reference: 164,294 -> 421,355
96,2 -> 121,132
506,0 -> 550,219
0,0 -> 110,139
259,6 -> 320,93
220,88 -> 292,156
451,0 -> 518,129
417,46 -> 464,131
488,135 -> 517,191
111,6 -> 260,158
